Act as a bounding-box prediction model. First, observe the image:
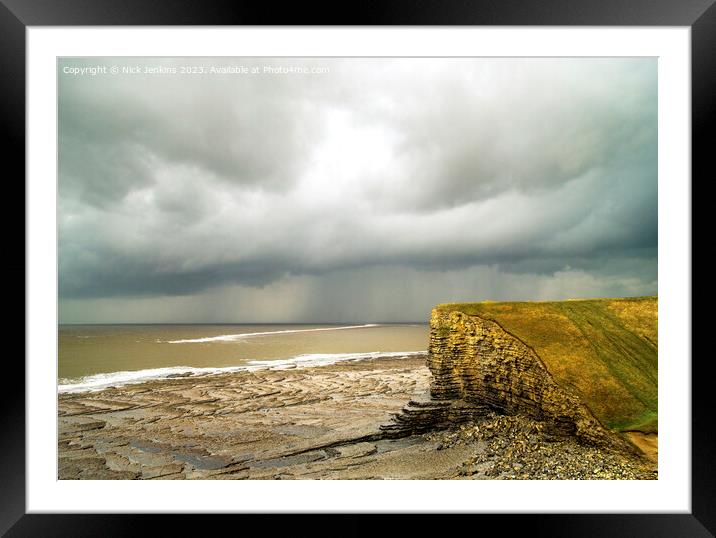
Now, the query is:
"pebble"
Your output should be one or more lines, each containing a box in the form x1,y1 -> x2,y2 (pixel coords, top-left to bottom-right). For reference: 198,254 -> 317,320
427,412 -> 656,480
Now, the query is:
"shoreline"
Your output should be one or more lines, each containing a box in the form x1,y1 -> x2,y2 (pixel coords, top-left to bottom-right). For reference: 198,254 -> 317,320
58,350 -> 428,393
58,353 -> 656,480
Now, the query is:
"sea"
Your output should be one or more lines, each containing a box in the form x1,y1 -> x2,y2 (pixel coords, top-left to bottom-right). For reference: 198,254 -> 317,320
58,323 -> 429,393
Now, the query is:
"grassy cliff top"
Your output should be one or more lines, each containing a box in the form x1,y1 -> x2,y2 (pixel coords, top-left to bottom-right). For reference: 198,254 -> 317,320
434,297 -> 658,433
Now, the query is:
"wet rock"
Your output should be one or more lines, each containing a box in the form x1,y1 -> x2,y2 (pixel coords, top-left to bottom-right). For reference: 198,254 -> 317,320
336,443 -> 378,459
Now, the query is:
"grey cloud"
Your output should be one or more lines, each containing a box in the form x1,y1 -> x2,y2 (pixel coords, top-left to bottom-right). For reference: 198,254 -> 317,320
370,59 -> 656,212
58,57 -> 657,314
59,58 -> 324,207
59,263 -> 657,324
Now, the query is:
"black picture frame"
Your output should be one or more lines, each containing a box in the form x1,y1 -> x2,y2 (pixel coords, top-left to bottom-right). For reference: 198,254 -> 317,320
6,0 -> 711,535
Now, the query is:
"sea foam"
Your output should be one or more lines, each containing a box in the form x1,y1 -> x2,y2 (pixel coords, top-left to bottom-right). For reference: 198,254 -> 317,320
57,350 -> 427,393
163,324 -> 382,344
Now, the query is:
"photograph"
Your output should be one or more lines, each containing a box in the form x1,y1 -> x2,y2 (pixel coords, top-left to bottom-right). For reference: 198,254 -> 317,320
57,56 -> 659,481
2,0 -> 708,527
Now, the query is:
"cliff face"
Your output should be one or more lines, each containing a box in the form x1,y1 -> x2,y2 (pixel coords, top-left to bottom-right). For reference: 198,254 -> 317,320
431,297 -> 658,433
427,308 -> 627,449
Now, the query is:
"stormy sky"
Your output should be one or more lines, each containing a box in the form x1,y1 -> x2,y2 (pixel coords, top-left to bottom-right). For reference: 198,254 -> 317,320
58,57 -> 657,323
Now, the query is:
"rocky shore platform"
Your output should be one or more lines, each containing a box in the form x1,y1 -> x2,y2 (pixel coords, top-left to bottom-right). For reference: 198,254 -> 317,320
58,354 -> 656,480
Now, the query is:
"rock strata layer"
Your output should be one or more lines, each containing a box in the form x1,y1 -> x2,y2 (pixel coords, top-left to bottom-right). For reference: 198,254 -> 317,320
424,309 -> 635,452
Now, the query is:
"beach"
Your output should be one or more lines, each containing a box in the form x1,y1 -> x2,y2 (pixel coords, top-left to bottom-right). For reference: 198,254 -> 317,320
58,353 -> 656,480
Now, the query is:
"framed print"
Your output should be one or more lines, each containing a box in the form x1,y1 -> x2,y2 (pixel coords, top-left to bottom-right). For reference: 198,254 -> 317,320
7,0 -> 712,535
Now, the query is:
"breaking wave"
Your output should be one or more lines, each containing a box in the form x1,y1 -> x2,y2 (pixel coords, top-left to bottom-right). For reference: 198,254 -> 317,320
57,350 -> 427,393
163,324 -> 382,344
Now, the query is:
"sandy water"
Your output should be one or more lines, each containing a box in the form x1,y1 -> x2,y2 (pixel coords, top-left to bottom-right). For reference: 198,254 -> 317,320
58,323 -> 429,391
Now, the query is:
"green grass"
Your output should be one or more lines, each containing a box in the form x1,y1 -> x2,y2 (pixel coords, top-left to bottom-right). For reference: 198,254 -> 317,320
435,297 -> 658,433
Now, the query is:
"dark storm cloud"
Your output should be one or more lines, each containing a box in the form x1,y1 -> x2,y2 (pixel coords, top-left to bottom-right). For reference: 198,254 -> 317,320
58,57 -> 657,308
59,58 -> 322,207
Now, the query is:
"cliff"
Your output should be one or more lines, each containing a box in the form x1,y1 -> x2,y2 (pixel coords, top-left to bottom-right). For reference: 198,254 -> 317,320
430,297 -> 657,443
384,297 -> 657,453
